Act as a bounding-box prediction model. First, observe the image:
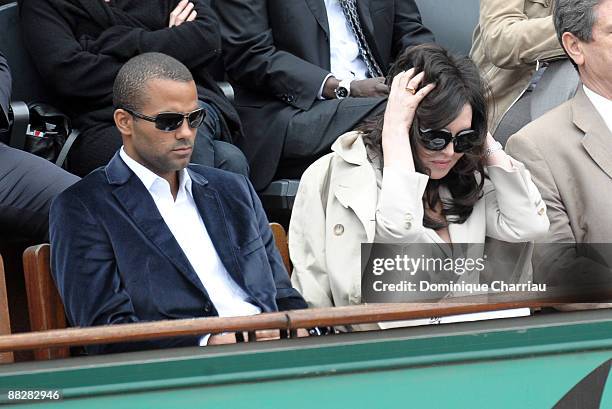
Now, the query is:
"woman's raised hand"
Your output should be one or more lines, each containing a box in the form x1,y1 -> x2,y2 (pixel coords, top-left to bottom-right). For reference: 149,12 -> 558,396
382,69 -> 435,170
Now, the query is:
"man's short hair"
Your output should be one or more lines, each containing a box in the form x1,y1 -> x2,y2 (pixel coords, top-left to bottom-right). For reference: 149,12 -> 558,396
113,52 -> 194,112
553,0 -> 600,46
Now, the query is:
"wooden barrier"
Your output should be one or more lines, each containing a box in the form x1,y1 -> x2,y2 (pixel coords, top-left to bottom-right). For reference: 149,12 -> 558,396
0,299 -> 567,354
0,254 -> 13,363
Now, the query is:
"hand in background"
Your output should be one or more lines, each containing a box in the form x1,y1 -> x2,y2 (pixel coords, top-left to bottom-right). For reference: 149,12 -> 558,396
351,77 -> 389,98
169,0 -> 197,27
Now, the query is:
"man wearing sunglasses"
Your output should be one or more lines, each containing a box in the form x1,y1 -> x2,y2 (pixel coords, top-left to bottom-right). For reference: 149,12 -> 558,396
49,53 -> 307,354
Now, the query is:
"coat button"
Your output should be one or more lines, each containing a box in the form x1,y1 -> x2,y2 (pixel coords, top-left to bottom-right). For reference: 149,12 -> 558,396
538,207 -> 545,216
287,95 -> 295,103
405,221 -> 412,230
204,304 -> 211,313
405,213 -> 413,222
333,224 -> 344,236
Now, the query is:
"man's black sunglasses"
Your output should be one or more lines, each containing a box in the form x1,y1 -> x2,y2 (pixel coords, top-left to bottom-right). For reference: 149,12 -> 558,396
417,128 -> 481,153
122,107 -> 206,132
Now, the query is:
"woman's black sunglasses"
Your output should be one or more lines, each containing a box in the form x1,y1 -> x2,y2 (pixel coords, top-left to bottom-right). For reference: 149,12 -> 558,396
122,107 -> 206,132
417,128 -> 481,153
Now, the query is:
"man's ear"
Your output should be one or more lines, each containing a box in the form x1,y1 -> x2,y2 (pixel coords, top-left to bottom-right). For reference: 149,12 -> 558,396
114,108 -> 133,137
561,32 -> 585,67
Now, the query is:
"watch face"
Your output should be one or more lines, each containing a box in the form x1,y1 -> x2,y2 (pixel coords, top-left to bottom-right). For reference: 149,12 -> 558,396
335,86 -> 349,99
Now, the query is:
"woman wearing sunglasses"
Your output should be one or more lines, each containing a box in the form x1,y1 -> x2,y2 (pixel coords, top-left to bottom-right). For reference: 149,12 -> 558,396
288,44 -> 549,312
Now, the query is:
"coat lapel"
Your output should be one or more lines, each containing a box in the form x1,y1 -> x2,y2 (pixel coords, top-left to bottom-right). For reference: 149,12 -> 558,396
107,156 -> 207,295
331,132 -> 377,241
573,89 -> 612,181
189,170 -> 246,289
305,0 -> 330,38
334,166 -> 378,242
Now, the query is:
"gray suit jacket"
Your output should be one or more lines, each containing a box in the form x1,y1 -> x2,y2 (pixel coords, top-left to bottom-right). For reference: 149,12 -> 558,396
506,87 -> 612,287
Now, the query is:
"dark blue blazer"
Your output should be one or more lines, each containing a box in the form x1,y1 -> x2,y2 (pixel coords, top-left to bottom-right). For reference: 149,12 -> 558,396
50,153 -> 307,354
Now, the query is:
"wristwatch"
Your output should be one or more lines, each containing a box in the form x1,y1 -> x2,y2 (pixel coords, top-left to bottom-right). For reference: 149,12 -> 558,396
334,79 -> 352,99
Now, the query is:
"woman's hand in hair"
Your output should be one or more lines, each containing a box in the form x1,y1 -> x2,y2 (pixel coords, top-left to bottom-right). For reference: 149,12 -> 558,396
382,69 -> 435,171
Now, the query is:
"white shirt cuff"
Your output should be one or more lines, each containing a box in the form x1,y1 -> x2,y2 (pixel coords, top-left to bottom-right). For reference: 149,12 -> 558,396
318,73 -> 334,100
199,334 -> 212,346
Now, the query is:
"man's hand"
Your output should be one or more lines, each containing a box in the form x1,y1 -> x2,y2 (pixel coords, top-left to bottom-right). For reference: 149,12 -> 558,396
207,333 -> 237,345
169,0 -> 197,27
350,77 -> 389,98
322,77 -> 389,99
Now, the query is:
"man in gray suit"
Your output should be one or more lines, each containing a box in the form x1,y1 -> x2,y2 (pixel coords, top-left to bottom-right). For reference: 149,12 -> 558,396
506,0 -> 612,288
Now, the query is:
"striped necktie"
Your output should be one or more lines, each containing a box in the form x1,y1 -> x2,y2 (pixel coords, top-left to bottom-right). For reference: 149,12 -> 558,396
338,0 -> 384,78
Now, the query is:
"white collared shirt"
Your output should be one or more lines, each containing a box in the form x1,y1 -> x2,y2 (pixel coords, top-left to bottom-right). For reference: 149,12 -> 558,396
318,0 -> 369,98
583,85 -> 612,135
119,148 -> 261,325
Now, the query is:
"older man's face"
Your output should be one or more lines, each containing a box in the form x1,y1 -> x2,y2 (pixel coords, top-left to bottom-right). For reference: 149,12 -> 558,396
580,0 -> 612,97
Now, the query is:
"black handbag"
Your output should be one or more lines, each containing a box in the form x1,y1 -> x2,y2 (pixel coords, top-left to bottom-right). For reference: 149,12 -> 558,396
9,102 -> 79,169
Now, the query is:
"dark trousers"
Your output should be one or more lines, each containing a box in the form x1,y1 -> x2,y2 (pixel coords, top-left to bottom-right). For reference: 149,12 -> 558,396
0,143 -> 79,241
277,96 -> 387,179
69,101 -> 248,177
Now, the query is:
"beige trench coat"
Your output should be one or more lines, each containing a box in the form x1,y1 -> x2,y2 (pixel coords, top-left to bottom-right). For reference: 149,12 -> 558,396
289,132 -> 549,311
470,0 -> 565,132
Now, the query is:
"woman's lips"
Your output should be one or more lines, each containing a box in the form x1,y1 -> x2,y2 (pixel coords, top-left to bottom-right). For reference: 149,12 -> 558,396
430,159 -> 452,168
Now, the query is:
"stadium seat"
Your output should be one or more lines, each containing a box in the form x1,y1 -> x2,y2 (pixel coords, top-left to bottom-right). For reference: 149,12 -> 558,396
0,2 -> 68,155
269,222 -> 291,274
0,253 -> 14,364
415,0 -> 480,56
494,59 -> 580,145
0,2 -> 51,103
22,244 -> 69,361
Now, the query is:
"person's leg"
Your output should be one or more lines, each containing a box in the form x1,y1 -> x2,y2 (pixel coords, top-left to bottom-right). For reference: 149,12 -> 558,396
212,141 -> 249,176
192,100 -> 249,176
0,144 -> 80,241
283,96 -> 386,158
68,124 -> 123,177
278,96 -> 387,178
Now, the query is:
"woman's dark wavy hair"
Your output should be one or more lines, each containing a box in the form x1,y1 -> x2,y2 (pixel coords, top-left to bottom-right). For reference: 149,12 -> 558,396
357,44 -> 490,229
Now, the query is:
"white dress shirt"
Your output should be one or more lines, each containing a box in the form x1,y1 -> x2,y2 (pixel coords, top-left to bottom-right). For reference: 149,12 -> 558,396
584,85 -> 612,135
318,0 -> 369,98
119,149 -> 261,343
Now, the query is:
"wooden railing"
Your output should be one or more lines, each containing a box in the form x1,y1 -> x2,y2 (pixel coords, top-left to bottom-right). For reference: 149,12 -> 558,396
0,299 -> 567,354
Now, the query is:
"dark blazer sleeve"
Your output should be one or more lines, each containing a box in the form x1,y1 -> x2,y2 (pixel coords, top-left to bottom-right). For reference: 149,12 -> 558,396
0,51 -> 11,131
215,0 -> 331,111
50,190 -> 201,355
244,176 -> 308,311
392,0 -> 435,57
76,0 -> 222,71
